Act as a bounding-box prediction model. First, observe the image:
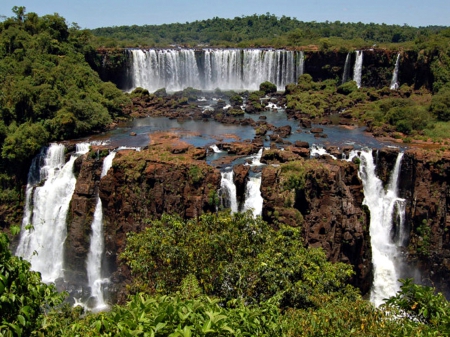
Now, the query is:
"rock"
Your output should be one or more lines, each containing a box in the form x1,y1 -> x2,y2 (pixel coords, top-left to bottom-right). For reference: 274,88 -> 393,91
233,164 -> 250,205
294,141 -> 310,148
310,127 -> 324,133
260,159 -> 372,293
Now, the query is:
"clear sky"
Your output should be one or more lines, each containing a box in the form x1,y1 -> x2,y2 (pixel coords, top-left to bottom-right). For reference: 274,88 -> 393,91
0,0 -> 448,29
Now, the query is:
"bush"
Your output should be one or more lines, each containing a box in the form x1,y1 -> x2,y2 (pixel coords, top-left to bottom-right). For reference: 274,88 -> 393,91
259,81 -> 277,94
0,233 -> 65,336
121,211 -> 358,308
337,81 -> 358,95
430,86 -> 450,121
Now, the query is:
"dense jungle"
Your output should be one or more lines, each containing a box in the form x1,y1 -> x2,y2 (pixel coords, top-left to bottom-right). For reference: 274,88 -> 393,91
1,6 -> 450,336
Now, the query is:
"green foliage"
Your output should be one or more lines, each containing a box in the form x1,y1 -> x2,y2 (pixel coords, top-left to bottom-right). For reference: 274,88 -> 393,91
188,165 -> 203,184
385,278 -> 450,334
2,122 -> 49,163
0,8 -> 130,170
416,220 -> 432,256
40,293 -> 284,336
430,85 -> 450,121
121,211 -> 357,308
0,233 -> 66,336
337,80 -> 358,95
89,13 -> 443,49
259,81 -> 277,94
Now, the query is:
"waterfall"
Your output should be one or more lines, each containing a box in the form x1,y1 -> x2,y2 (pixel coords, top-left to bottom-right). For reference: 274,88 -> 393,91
310,144 -> 337,160
358,149 -> 406,307
353,50 -> 363,88
342,52 -> 351,84
129,49 -> 304,92
243,174 -> 263,217
220,169 -> 238,213
390,53 -> 401,90
85,151 -> 117,311
210,144 -> 222,153
16,143 -> 90,283
246,148 -> 263,166
297,51 -> 305,80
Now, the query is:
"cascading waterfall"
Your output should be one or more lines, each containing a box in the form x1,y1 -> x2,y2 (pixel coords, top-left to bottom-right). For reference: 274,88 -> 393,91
85,151 -> 117,311
390,53 -> 401,90
358,149 -> 406,307
297,51 -> 305,79
353,50 -> 363,88
310,144 -> 337,160
247,148 -> 263,166
209,144 -> 222,153
130,49 -> 304,92
243,174 -> 263,217
342,52 -> 351,84
16,143 -> 90,283
220,169 -> 238,213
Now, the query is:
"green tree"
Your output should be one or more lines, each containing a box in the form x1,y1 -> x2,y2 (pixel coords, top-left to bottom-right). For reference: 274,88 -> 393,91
0,233 -> 65,336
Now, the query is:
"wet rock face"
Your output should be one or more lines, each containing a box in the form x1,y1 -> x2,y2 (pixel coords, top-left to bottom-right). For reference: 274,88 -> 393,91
98,148 -> 221,301
65,155 -> 103,285
377,148 -> 450,295
260,158 -> 372,293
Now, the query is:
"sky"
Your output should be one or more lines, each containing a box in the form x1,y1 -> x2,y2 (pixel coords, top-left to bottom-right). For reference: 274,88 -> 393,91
0,0 -> 449,29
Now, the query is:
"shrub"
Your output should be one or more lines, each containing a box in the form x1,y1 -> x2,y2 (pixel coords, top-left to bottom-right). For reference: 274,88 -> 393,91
259,81 -> 277,94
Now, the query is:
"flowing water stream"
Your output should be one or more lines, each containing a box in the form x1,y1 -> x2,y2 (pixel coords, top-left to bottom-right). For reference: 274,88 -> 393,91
17,143 -> 90,283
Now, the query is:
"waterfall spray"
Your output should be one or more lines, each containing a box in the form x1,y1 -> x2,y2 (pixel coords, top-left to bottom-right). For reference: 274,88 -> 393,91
85,151 -> 117,311
220,169 -> 238,213
17,143 -> 90,283
243,174 -> 263,217
353,51 -> 363,88
358,149 -> 406,307
390,53 -> 401,90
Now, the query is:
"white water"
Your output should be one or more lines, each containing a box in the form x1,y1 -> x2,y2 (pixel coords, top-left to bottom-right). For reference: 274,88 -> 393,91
210,144 -> 222,153
220,169 -> 238,213
342,52 -> 351,84
246,148 -> 263,166
353,50 -> 363,88
310,144 -> 337,160
358,149 -> 406,307
130,49 -> 304,92
297,51 -> 305,79
243,175 -> 263,217
390,53 -> 401,90
17,143 -> 90,283
85,151 -> 117,311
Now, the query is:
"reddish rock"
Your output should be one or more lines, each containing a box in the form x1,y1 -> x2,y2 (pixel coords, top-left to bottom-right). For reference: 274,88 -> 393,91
233,164 -> 250,205
311,127 -> 323,134
261,159 -> 372,293
294,141 -> 310,148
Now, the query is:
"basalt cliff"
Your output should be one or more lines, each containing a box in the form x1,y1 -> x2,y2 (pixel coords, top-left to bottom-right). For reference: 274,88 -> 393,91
53,140 -> 450,301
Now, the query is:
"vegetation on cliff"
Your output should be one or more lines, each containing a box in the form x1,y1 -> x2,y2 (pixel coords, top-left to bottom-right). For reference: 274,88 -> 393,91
0,7 -> 130,223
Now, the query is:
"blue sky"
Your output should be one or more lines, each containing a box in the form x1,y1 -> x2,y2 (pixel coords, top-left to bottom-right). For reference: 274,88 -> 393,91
0,0 -> 448,29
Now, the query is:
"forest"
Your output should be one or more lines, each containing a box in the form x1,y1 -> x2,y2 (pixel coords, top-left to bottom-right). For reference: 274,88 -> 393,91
1,6 -> 450,336
90,12 -> 447,49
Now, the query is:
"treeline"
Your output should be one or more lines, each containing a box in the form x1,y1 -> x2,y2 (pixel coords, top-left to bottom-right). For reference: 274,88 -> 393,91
0,7 -> 130,196
90,13 -> 448,49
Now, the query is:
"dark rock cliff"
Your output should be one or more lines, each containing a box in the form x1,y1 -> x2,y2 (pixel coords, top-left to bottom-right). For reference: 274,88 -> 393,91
59,144 -> 450,301
260,157 -> 373,293
377,148 -> 450,296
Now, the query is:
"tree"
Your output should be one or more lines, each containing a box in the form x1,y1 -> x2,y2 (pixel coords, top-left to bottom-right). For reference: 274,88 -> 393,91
0,233 -> 65,336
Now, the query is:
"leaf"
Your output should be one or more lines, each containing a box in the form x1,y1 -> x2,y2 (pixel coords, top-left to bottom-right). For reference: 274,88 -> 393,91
17,314 -> 26,327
